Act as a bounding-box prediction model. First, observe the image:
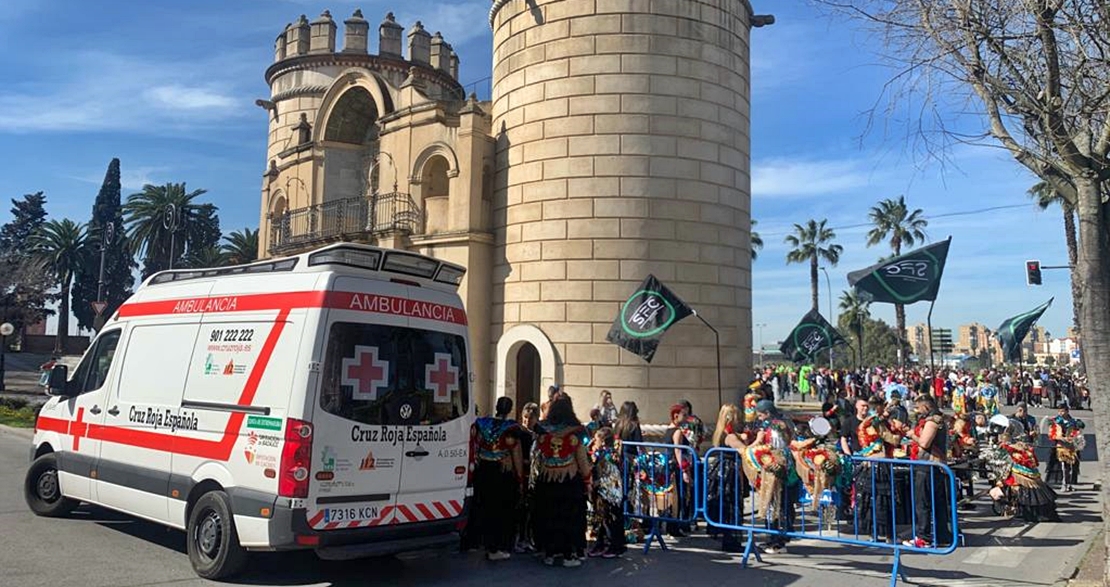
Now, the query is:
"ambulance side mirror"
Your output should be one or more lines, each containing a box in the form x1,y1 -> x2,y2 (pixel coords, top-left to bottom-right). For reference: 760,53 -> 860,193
47,365 -> 71,396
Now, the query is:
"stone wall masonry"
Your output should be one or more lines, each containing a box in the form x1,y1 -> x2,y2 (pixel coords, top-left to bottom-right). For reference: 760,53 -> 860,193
491,0 -> 753,421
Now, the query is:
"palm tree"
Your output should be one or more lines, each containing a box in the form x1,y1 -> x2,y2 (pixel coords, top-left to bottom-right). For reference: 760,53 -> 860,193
1029,181 -> 1081,335
222,228 -> 259,265
750,219 -> 764,260
185,246 -> 227,269
123,182 -> 215,278
785,219 -> 843,312
839,290 -> 871,367
29,219 -> 87,353
865,196 -> 928,353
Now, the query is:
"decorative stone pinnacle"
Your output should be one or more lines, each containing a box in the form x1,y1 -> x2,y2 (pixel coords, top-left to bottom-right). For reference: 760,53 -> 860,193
296,14 -> 308,25
353,9 -> 363,18
322,10 -> 331,18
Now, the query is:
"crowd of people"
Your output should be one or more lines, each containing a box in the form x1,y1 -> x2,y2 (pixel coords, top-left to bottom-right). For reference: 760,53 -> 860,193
463,364 -> 1088,565
755,364 -> 1090,411
464,386 -> 651,567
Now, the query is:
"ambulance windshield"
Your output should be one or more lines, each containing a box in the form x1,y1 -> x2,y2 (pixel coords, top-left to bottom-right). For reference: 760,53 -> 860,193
320,322 -> 469,427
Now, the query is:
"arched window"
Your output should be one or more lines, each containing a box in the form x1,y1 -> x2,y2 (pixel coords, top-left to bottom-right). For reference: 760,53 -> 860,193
324,87 -> 379,145
421,155 -> 451,198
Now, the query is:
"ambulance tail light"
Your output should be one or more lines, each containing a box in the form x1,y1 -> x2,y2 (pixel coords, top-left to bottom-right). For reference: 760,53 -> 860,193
466,431 -> 478,488
279,418 -> 313,498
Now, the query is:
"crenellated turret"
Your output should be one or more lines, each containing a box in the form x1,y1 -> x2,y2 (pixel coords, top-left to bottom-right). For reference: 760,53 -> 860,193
379,12 -> 403,57
407,21 -> 431,64
430,32 -> 452,74
309,10 -> 337,53
274,27 -> 288,62
343,9 -> 369,53
286,14 -> 310,56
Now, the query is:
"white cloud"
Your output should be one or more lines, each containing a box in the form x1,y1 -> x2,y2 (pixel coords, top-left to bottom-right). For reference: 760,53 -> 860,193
0,50 -> 256,134
144,86 -> 237,110
752,157 -> 880,197
68,165 -> 170,192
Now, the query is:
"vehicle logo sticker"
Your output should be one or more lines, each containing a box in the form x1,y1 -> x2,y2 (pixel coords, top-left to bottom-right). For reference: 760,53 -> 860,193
246,415 -> 283,431
341,345 -> 389,401
425,353 -> 459,404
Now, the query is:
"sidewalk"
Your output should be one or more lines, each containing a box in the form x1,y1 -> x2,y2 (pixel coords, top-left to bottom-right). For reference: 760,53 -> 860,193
1,352 -> 79,406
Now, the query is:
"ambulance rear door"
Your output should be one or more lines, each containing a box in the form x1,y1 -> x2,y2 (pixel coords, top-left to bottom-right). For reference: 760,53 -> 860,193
305,278 -> 410,532
391,285 -> 471,527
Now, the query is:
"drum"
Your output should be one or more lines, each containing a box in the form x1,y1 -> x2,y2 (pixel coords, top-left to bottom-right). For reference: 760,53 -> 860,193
810,416 -> 833,438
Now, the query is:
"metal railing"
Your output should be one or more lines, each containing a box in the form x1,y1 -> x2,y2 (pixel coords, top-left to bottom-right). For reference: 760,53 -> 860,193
618,443 -> 961,587
269,192 -> 422,255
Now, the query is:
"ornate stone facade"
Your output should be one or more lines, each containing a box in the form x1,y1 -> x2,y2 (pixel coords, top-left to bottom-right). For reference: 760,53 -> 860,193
259,3 -> 763,420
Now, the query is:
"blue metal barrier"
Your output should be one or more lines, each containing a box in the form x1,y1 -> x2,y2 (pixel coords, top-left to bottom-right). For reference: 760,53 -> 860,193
621,441 -> 700,554
620,443 -> 961,587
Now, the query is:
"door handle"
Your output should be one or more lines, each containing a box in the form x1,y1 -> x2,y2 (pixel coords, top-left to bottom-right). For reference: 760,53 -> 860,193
405,449 -> 430,458
107,406 -> 120,417
89,406 -> 102,415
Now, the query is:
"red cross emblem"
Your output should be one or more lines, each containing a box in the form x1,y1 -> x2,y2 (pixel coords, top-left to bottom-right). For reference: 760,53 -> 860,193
68,407 -> 88,451
425,353 -> 459,404
342,345 -> 390,401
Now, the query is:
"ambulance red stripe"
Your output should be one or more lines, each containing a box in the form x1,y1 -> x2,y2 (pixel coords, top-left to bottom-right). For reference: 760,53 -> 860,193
414,502 -> 436,521
432,501 -> 452,518
35,310 -> 289,461
117,290 -> 467,325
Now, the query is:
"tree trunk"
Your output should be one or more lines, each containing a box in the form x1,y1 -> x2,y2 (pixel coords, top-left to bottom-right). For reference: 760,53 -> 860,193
56,279 -> 70,355
1063,208 -> 1082,339
810,257 -> 819,312
895,303 -> 906,365
1072,176 -> 1110,583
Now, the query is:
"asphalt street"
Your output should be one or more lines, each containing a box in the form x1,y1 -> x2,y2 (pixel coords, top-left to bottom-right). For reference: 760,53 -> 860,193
0,406 -> 1100,587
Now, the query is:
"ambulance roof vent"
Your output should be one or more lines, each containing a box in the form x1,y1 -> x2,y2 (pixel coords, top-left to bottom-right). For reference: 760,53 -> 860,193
307,244 -> 466,288
148,258 -> 299,285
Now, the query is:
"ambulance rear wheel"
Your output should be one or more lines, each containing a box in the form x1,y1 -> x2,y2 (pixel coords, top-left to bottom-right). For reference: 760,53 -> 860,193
187,491 -> 247,580
24,453 -> 78,517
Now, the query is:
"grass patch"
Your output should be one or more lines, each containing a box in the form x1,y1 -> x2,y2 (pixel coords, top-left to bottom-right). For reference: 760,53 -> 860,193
0,404 -> 38,428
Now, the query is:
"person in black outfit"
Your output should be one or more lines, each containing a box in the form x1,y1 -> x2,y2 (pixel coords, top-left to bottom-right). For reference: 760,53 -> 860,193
664,403 -> 693,537
471,397 -> 524,561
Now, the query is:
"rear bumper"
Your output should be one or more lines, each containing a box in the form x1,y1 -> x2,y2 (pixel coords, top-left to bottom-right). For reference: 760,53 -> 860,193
266,500 -> 467,557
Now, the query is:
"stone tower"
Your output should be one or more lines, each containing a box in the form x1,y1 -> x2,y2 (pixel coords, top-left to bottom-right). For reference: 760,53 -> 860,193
488,0 -> 760,418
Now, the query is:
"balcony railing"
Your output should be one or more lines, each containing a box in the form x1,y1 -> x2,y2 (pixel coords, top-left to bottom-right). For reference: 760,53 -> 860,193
269,192 -> 422,255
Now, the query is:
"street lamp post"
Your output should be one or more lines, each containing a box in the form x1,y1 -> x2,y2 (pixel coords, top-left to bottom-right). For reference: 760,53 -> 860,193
756,323 -> 767,369
819,266 -> 833,366
163,204 -> 180,270
0,322 -> 13,392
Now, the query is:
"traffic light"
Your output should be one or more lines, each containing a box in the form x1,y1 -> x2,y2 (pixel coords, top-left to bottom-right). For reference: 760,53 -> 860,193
1026,260 -> 1042,285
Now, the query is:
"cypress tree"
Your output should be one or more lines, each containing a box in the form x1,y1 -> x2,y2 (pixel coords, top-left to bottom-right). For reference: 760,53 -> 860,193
72,158 -> 135,331
0,192 -> 52,332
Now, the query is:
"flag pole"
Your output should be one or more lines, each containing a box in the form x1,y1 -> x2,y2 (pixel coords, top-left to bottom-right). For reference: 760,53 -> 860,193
927,298 -> 937,378
692,310 -> 723,410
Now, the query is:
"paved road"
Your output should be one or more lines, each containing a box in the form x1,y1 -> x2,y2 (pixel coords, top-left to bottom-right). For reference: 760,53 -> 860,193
0,407 -> 1100,587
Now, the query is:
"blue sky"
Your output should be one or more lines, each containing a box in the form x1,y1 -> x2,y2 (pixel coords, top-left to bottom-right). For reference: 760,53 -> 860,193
0,1 -> 1074,342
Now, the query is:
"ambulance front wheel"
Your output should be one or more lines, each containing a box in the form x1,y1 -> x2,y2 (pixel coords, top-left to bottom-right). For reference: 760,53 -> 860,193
24,453 -> 78,517
187,490 -> 247,580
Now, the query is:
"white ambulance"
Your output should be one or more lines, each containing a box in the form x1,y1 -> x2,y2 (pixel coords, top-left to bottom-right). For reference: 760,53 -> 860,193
26,243 -> 476,579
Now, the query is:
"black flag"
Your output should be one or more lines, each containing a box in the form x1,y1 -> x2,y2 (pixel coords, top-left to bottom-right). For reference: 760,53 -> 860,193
848,238 -> 951,305
605,275 -> 693,363
996,298 -> 1053,363
778,308 -> 848,363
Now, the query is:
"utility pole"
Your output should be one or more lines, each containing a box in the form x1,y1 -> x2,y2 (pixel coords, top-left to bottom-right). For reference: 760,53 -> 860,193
756,323 -> 767,369
820,266 -> 833,367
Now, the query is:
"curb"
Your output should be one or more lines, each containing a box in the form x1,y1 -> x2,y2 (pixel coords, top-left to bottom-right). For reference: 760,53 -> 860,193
0,422 -> 34,441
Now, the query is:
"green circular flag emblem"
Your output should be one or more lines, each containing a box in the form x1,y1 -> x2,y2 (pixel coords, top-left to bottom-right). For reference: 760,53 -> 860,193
620,290 -> 676,338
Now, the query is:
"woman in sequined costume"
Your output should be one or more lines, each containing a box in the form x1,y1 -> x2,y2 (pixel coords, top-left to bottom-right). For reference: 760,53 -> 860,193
532,396 -> 591,567
992,418 -> 1061,523
587,427 -> 626,558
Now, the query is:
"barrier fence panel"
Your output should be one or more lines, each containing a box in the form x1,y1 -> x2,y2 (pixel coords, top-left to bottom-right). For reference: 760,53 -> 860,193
617,443 -> 960,587
620,441 -> 700,554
